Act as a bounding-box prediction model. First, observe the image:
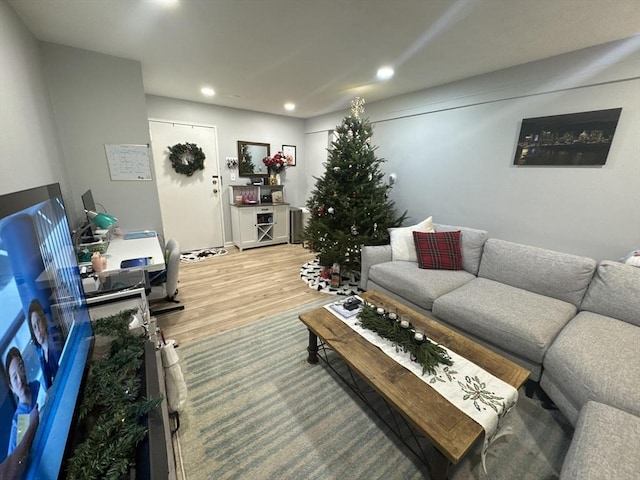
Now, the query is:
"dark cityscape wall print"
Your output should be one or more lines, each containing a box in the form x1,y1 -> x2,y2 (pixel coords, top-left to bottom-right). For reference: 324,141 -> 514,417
514,108 -> 622,166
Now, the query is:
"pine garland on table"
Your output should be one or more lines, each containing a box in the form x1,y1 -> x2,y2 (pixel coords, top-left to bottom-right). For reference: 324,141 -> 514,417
357,303 -> 453,376
66,309 -> 162,480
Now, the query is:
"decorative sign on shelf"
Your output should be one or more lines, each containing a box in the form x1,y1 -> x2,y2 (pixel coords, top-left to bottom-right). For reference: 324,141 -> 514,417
104,144 -> 152,181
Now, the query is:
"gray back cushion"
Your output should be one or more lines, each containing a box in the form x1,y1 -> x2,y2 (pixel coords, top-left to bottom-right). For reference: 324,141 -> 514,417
434,223 -> 488,275
478,238 -> 597,307
580,260 -> 640,326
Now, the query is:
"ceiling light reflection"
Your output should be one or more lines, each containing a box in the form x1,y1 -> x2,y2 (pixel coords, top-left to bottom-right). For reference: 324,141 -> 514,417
377,66 -> 394,80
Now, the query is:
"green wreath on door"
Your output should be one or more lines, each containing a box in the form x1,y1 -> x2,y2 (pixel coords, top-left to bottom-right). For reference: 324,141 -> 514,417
168,142 -> 206,176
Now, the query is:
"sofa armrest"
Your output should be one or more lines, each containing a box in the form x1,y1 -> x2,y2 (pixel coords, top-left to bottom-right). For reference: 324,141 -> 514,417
360,245 -> 392,290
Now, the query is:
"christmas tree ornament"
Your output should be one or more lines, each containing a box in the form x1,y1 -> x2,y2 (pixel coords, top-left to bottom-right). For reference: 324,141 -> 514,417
351,225 -> 359,235
351,97 -> 366,119
328,207 -> 335,214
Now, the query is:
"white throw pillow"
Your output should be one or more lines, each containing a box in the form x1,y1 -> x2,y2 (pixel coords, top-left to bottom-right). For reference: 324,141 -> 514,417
389,216 -> 434,262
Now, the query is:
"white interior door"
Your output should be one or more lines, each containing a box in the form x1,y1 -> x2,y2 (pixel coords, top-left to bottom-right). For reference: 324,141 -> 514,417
149,120 -> 224,252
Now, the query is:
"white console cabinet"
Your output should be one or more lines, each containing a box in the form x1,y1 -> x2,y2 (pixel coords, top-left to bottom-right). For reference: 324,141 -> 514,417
231,204 -> 290,250
229,184 -> 290,251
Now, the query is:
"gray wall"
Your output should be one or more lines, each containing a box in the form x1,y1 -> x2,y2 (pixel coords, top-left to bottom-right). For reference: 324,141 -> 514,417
304,38 -> 640,262
40,43 -> 164,233
145,95 -> 305,244
3,0 -> 638,261
0,2 -> 69,198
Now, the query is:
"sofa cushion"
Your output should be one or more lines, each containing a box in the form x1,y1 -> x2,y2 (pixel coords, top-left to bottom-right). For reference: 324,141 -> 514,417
368,261 -> 475,311
560,401 -> 640,480
413,231 -> 463,270
388,216 -> 434,262
432,277 -> 577,364
433,224 -> 488,275
478,238 -> 596,307
580,260 -> 640,327
543,311 -> 640,418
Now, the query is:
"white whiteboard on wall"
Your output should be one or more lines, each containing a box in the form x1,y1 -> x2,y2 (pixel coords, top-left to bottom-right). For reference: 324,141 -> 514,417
104,144 -> 152,181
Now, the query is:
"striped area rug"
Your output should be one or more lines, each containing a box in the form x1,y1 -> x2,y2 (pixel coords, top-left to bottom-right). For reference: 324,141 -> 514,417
176,300 -> 571,480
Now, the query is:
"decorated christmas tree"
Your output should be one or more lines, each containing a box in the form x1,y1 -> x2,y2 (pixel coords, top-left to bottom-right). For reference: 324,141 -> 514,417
304,98 -> 406,276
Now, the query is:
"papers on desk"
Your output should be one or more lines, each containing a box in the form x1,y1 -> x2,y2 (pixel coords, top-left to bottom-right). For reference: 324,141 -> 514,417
124,230 -> 157,240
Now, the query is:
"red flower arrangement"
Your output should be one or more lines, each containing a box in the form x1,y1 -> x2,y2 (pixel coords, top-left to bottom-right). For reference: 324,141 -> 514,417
263,151 -> 288,173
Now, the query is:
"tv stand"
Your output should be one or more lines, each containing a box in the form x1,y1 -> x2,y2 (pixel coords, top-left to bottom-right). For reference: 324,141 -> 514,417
88,291 -> 177,480
137,341 -> 178,480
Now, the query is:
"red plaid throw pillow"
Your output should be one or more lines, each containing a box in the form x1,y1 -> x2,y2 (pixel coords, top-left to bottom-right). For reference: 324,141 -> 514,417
412,231 -> 463,270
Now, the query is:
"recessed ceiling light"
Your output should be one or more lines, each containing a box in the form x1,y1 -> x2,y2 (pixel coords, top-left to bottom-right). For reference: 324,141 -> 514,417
201,87 -> 215,97
156,0 -> 179,7
284,103 -> 296,111
377,66 -> 394,80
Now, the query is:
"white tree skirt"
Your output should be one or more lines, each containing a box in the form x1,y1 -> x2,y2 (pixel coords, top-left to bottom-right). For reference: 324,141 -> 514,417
300,258 -> 361,295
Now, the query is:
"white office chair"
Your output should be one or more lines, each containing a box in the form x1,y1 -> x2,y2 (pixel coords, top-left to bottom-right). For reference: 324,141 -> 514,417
148,238 -> 184,315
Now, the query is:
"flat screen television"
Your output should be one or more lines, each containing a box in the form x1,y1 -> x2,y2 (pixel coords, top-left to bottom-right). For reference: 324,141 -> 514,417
0,183 -> 93,479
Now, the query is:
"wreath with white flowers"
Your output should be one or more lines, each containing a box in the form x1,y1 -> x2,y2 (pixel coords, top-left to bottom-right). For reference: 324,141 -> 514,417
167,142 -> 206,176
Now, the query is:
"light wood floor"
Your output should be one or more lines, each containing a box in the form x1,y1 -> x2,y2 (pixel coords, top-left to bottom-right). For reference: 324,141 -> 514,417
153,243 -> 326,346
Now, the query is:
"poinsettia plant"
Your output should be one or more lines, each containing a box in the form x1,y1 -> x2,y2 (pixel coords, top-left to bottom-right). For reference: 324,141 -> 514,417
263,151 -> 288,173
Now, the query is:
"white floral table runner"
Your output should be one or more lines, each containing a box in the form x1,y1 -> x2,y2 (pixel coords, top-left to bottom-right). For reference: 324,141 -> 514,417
324,299 -> 519,470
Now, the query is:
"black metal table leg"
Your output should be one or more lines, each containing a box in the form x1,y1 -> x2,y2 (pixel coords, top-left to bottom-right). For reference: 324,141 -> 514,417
306,330 -> 319,364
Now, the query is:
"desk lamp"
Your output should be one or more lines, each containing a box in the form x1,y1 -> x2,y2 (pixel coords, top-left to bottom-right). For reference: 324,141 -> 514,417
85,210 -> 117,229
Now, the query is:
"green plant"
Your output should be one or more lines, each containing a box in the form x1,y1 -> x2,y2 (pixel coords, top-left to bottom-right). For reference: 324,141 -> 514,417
357,303 -> 452,376
66,309 -> 162,480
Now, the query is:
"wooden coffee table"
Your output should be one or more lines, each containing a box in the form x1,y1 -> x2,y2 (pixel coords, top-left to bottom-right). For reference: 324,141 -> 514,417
299,290 -> 530,479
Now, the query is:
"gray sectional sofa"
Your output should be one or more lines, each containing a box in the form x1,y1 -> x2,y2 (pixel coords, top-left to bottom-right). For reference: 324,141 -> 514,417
360,223 -> 640,478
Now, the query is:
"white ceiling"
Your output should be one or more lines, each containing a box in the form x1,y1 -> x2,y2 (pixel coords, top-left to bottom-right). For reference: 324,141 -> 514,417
9,0 -> 640,119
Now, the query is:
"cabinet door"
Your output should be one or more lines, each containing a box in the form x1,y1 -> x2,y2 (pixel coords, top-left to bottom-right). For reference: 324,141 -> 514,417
273,206 -> 289,243
238,208 -> 257,248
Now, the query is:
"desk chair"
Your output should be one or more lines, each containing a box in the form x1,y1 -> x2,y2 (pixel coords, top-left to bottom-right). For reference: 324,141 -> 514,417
148,238 -> 184,316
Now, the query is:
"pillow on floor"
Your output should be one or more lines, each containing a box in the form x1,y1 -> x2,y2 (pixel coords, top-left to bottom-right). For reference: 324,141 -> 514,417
389,216 -> 434,262
413,230 -> 463,270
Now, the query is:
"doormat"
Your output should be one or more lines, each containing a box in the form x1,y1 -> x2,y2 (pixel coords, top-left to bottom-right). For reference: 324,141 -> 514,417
300,258 -> 362,295
180,248 -> 228,263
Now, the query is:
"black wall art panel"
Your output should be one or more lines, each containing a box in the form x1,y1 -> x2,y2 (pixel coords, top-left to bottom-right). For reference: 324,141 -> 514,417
514,108 -> 622,166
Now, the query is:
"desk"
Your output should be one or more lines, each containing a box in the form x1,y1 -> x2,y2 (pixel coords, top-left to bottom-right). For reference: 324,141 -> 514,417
81,234 -> 165,295
102,234 -> 165,275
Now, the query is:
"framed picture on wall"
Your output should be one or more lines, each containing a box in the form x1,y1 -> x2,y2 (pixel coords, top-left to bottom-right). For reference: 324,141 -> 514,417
513,108 -> 622,166
283,145 -> 296,166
